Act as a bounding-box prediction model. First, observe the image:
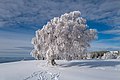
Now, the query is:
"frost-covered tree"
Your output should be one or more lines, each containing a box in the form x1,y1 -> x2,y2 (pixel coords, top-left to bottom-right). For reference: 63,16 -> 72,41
102,51 -> 118,59
31,11 -> 97,65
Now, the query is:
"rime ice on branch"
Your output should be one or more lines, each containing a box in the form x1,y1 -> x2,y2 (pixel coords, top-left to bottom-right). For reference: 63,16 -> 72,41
31,11 -> 97,65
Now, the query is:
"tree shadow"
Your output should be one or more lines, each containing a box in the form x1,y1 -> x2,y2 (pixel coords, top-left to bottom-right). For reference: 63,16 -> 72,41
60,60 -> 120,68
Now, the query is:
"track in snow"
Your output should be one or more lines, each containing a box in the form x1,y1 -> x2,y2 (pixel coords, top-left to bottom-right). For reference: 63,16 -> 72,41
23,71 -> 60,80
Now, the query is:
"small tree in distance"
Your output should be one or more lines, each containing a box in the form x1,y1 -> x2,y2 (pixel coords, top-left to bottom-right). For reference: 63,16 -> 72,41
31,11 -> 97,66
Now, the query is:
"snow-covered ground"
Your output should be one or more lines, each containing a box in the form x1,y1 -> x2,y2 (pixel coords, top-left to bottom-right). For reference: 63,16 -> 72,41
0,59 -> 120,80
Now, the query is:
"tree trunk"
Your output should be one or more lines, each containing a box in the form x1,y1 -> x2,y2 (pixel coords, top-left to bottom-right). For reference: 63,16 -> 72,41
51,59 -> 57,66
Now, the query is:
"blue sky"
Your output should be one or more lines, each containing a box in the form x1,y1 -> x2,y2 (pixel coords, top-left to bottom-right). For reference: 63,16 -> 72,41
0,0 -> 120,57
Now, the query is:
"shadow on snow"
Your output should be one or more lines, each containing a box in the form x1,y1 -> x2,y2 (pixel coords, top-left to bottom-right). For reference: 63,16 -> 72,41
60,60 -> 120,68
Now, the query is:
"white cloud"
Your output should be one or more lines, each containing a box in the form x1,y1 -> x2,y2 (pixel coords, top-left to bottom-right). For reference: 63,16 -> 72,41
101,37 -> 120,42
100,29 -> 120,35
0,30 -> 33,56
114,26 -> 120,29
0,21 -> 6,27
0,30 -> 35,57
89,41 -> 120,51
111,37 -> 120,41
0,0 -> 120,28
0,0 -> 120,52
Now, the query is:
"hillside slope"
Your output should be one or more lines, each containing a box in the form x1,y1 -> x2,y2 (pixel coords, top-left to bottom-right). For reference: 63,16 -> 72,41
0,60 -> 120,80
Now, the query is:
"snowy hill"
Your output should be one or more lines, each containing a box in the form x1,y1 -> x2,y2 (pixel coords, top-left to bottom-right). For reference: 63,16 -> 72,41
0,60 -> 120,80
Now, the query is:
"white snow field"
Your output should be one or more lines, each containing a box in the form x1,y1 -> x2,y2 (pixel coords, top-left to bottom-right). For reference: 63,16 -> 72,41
0,60 -> 120,80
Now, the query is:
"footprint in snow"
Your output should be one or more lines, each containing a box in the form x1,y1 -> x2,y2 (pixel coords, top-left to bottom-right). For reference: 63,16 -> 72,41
23,71 -> 60,80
